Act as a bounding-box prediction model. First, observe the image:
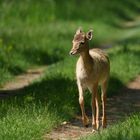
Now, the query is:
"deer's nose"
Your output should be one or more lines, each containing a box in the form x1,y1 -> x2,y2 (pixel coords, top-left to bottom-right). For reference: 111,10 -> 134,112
69,50 -> 73,55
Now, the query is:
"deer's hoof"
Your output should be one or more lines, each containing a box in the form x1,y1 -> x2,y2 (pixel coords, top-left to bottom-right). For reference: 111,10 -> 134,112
82,116 -> 90,127
92,129 -> 98,133
85,124 -> 89,128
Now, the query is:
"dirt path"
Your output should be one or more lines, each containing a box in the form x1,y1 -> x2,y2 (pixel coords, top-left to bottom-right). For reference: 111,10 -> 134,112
0,66 -> 46,97
0,65 -> 139,140
45,75 -> 140,140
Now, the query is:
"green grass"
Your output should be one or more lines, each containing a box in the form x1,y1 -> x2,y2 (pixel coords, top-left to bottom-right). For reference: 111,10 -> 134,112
0,0 -> 140,139
0,45 -> 140,139
0,104 -> 60,140
0,74 -> 78,139
0,0 -> 140,85
81,114 -> 140,140
108,45 -> 140,96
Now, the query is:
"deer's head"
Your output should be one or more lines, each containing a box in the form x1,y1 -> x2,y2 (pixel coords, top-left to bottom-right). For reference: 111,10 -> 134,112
69,28 -> 93,55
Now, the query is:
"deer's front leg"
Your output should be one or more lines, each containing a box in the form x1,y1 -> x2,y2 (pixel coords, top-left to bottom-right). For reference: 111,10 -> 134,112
78,82 -> 89,127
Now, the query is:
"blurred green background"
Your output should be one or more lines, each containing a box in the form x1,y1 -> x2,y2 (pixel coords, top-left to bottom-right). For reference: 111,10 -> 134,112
0,0 -> 140,139
0,0 -> 140,84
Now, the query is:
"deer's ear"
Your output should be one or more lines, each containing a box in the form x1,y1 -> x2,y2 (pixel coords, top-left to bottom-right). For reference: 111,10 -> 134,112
76,27 -> 82,34
86,30 -> 93,40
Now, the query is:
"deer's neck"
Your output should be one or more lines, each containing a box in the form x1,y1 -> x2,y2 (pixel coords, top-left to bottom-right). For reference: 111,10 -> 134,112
80,48 -> 93,68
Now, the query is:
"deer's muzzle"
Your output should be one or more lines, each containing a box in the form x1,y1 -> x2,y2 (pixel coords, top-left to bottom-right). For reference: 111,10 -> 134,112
69,49 -> 77,55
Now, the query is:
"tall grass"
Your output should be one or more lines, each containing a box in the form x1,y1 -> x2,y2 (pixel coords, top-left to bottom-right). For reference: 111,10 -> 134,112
0,0 -> 140,139
0,74 -> 78,139
0,45 -> 140,139
81,114 -> 140,140
0,0 -> 140,85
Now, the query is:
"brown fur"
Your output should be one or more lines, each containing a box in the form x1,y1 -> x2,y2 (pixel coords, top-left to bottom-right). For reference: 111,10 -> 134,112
70,28 -> 110,131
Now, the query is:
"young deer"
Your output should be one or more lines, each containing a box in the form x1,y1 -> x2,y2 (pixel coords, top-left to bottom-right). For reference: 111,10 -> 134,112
69,28 -> 110,132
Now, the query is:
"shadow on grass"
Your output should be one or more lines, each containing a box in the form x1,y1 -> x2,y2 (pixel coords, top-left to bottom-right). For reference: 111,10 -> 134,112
108,76 -> 124,97
1,72 -> 140,129
0,74 -> 79,119
0,35 -> 65,76
117,37 -> 140,46
22,47 -> 65,65
0,48 -> 64,76
54,0 -> 140,22
0,73 -> 125,117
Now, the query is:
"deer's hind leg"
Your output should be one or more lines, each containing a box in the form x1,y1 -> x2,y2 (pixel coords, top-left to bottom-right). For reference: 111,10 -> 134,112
101,80 -> 108,128
91,83 -> 100,131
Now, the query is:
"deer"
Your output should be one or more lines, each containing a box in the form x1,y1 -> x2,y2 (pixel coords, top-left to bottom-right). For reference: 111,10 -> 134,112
69,28 -> 110,132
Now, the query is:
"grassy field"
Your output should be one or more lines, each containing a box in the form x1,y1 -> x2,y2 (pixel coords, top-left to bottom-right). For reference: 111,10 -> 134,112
81,114 -> 140,140
0,0 -> 140,139
0,0 -> 140,85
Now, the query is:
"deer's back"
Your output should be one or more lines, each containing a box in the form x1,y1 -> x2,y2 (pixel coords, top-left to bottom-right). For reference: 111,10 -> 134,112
89,48 -> 110,79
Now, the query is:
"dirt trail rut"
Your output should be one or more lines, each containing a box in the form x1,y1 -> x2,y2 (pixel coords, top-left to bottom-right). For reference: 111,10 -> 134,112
0,66 -> 46,97
45,75 -> 140,140
0,67 -> 140,140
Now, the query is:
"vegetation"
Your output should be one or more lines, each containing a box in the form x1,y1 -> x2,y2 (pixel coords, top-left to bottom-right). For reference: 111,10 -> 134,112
0,0 -> 140,139
81,114 -> 140,140
0,0 -> 140,85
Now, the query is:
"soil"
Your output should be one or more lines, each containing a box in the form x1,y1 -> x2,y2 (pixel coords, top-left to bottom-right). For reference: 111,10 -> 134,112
0,68 -> 140,140
44,75 -> 140,140
0,66 -> 46,97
